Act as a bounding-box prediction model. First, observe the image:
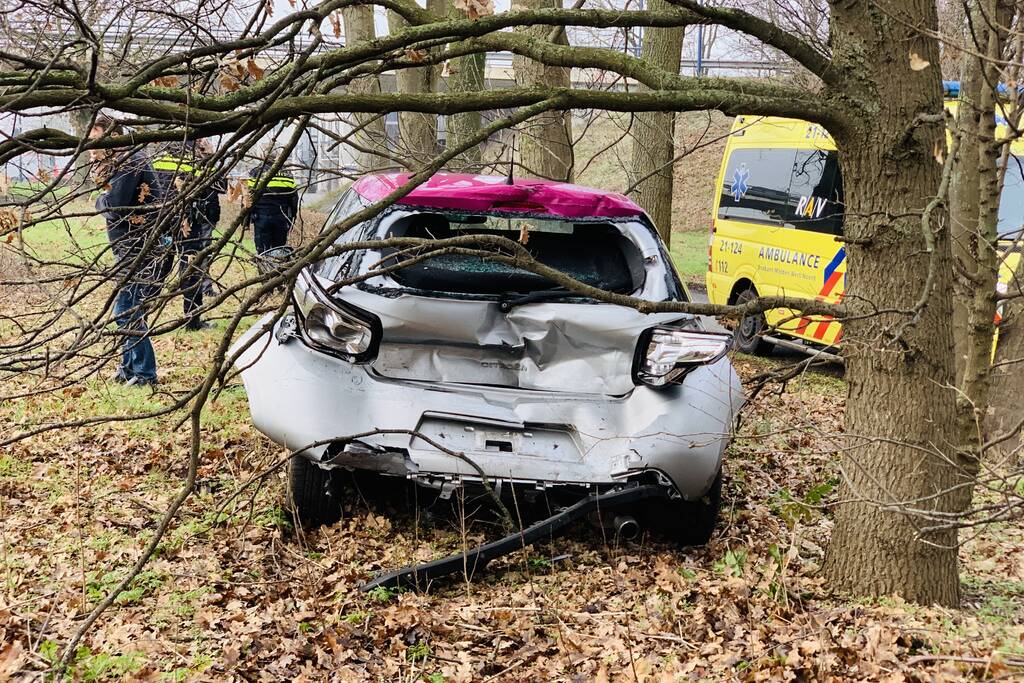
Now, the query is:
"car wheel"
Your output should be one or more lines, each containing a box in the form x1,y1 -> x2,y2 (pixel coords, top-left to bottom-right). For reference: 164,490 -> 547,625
733,288 -> 774,356
640,470 -> 723,546
289,456 -> 342,527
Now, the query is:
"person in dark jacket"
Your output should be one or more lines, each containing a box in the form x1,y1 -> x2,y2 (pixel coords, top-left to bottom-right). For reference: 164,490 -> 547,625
193,138 -> 224,300
245,154 -> 299,255
89,116 -> 168,386
151,140 -> 223,330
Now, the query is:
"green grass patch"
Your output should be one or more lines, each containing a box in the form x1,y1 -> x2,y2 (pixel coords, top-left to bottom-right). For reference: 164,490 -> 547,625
669,230 -> 708,285
7,180 -> 71,199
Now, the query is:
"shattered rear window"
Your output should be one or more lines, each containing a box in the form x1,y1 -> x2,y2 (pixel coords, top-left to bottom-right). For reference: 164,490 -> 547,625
380,212 -> 646,295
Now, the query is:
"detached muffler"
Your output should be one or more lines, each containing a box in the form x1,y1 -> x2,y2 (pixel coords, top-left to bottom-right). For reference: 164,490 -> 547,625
360,484 -> 665,592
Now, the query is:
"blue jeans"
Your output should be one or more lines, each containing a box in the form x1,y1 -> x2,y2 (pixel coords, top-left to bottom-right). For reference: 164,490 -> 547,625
113,281 -> 158,382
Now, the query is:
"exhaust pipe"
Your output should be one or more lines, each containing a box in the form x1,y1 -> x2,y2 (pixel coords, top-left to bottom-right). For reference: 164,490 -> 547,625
614,514 -> 640,540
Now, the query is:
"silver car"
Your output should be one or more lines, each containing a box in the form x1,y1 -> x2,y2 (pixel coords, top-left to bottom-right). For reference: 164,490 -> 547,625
233,173 -> 744,546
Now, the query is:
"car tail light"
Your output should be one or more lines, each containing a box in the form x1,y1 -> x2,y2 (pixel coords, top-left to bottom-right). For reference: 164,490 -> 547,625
293,273 -> 380,362
634,327 -> 730,387
305,304 -> 375,355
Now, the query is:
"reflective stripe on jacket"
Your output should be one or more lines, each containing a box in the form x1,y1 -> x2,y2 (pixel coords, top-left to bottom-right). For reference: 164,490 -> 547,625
245,174 -> 296,190
151,154 -> 199,175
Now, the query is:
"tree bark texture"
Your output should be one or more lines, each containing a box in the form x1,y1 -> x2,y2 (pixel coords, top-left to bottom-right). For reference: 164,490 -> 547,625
949,1 -> 1013,467
342,5 -> 389,172
387,0 -> 445,164
511,0 -> 574,181
987,283 -> 1024,462
628,0 -> 683,245
443,5 -> 486,171
823,0 -> 965,607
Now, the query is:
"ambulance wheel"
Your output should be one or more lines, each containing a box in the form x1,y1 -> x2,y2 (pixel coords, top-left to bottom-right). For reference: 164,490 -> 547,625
733,288 -> 774,356
639,470 -> 722,547
289,456 -> 342,527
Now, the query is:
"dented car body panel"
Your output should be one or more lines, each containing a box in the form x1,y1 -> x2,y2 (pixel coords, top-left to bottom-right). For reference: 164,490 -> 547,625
234,314 -> 742,499
231,173 -> 745,502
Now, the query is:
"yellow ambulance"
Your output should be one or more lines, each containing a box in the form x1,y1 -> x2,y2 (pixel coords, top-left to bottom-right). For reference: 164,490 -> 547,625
705,109 -> 1023,355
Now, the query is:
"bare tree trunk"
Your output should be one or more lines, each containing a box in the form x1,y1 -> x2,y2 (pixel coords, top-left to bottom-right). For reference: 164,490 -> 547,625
342,5 -> 388,172
823,0 -> 965,607
948,0 -> 1013,480
387,0 -> 444,165
511,0 -> 573,181
984,23 -> 1024,462
987,281 -> 1024,461
68,108 -> 96,185
628,0 -> 683,244
443,3 -> 485,171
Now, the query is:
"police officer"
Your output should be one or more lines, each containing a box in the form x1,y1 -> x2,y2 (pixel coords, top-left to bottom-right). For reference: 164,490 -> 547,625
151,141 -> 222,330
193,139 -> 224,300
89,115 -> 166,386
245,153 -> 299,255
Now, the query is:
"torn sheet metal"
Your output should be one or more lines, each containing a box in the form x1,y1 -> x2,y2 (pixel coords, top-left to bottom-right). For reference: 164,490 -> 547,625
336,286 -> 688,396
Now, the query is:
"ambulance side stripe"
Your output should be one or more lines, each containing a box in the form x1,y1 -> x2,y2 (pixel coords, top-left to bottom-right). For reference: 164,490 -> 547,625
823,246 -> 846,285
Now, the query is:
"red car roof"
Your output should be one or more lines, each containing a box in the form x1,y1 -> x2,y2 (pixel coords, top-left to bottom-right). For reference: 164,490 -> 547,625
351,172 -> 645,219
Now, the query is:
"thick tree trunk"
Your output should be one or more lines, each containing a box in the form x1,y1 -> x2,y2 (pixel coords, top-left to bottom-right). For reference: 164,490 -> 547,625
387,1 -> 443,164
628,0 -> 682,245
823,0 -> 966,606
68,108 -> 96,185
342,5 -> 388,172
511,0 -> 573,181
444,3 -> 486,171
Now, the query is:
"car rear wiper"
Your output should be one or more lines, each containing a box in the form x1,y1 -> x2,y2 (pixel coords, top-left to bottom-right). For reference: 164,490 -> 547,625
498,287 -> 594,311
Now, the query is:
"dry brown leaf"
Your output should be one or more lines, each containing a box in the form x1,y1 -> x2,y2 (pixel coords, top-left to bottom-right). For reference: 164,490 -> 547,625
404,48 -> 429,63
451,0 -> 494,20
0,641 -> 26,678
909,52 -> 930,71
517,221 -> 530,245
329,12 -> 342,38
219,72 -> 241,92
138,182 -> 151,203
226,178 -> 247,205
151,75 -> 180,88
223,644 -> 240,667
246,57 -> 265,81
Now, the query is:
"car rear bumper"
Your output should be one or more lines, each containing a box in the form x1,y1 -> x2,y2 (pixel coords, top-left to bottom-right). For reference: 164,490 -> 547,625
231,315 -> 745,500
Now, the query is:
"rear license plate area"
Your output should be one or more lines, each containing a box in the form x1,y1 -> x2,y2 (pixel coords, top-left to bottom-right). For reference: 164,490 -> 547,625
411,416 -> 581,460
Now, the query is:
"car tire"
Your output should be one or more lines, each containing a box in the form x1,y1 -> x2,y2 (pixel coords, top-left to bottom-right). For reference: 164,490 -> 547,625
733,288 -> 774,356
289,456 -> 342,527
640,470 -> 723,546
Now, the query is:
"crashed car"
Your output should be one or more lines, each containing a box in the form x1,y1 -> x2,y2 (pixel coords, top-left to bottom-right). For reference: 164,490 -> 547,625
233,173 -> 744,548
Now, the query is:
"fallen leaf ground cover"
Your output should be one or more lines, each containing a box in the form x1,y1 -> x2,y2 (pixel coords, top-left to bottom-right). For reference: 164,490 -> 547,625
1,216 -> 1022,682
